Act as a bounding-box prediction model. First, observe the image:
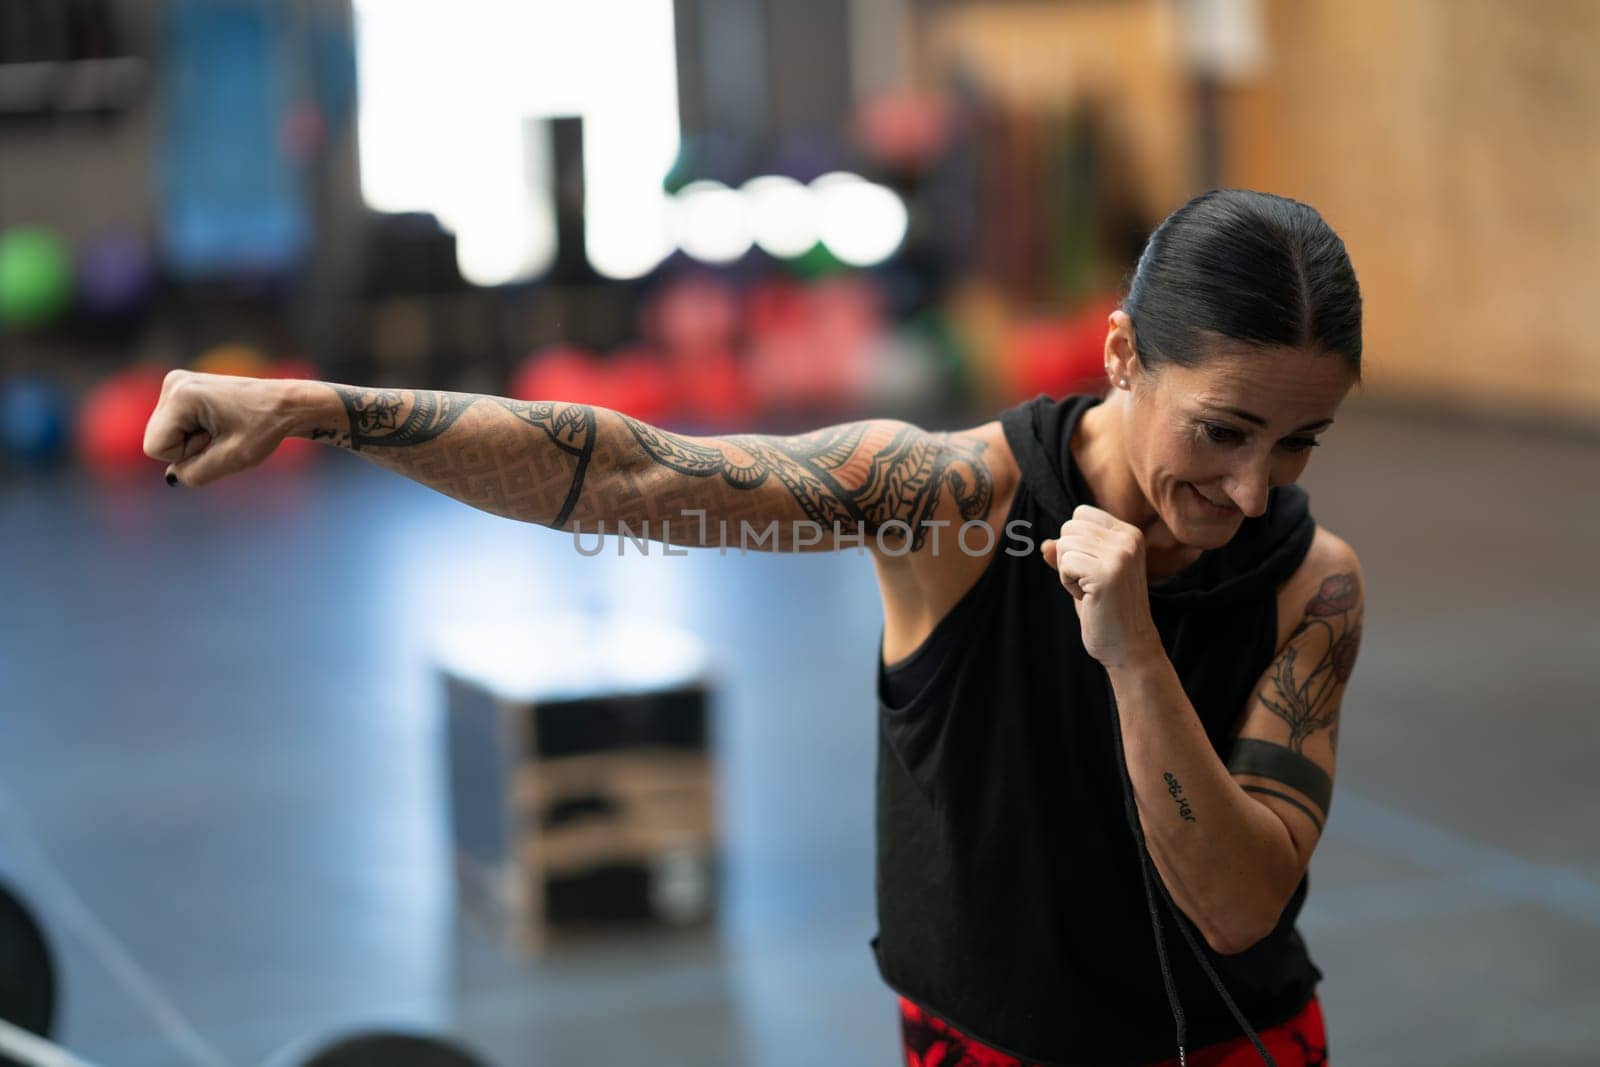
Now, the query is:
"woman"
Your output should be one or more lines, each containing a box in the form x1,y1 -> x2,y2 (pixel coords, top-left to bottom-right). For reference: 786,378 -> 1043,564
144,189 -> 1361,1066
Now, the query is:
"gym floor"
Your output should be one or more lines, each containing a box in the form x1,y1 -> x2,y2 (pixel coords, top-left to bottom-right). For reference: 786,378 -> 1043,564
2,399 -> 1596,1067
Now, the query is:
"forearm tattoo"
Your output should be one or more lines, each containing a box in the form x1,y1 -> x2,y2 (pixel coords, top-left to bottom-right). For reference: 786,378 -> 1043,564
491,399 -> 597,528
311,388 -> 599,526
621,416 -> 993,549
1258,572 -> 1362,753
334,387 -> 479,450
1162,771 -> 1197,823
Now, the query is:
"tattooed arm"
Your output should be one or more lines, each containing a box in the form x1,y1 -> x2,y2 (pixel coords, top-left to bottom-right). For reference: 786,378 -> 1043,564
1109,527 -> 1363,955
141,372 -> 995,553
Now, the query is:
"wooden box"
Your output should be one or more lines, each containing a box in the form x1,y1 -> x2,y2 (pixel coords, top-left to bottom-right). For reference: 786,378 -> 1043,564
436,620 -> 718,950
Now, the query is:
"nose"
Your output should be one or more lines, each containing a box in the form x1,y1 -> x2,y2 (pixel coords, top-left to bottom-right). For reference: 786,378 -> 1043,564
1223,462 -> 1271,519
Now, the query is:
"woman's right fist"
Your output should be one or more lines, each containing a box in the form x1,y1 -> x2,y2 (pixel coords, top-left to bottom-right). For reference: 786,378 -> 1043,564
142,370 -> 299,487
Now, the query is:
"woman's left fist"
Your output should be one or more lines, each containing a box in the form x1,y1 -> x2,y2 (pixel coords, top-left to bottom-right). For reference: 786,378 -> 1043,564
1040,505 -> 1162,668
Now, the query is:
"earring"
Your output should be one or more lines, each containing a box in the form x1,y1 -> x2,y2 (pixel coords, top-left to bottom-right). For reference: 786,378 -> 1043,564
1118,378 -> 1128,388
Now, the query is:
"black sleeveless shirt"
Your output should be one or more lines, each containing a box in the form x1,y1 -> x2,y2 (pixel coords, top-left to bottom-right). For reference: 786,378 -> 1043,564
872,393 -> 1323,1065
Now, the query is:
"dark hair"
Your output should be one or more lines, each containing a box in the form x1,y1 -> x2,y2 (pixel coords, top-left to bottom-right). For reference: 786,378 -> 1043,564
1122,189 -> 1363,379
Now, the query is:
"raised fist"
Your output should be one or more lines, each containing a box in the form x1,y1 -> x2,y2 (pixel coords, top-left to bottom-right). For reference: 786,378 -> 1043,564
142,370 -> 299,487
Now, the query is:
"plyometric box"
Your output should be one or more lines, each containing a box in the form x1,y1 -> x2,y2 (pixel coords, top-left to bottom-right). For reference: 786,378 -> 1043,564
437,620 -> 718,950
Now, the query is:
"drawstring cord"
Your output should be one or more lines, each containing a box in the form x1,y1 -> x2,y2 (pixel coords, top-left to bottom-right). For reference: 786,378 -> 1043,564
1103,670 -> 1278,1067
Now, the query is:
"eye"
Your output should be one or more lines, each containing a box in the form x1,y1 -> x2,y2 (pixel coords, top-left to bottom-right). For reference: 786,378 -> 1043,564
1202,422 -> 1245,445
1202,421 -> 1322,453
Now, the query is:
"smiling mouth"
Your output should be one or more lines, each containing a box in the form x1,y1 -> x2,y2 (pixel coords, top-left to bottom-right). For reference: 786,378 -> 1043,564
1184,482 -> 1238,516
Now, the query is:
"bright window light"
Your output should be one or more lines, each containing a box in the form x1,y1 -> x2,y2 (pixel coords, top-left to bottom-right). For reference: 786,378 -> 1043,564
586,188 -> 676,280
454,197 -> 559,288
674,180 -> 753,264
354,0 -> 680,285
812,171 -> 908,267
741,175 -> 819,259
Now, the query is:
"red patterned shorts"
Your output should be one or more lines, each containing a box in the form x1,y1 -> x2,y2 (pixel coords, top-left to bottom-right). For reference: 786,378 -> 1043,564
899,995 -> 1328,1067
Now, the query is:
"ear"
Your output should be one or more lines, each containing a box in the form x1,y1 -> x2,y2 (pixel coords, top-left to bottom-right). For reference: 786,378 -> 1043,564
1104,309 -> 1142,392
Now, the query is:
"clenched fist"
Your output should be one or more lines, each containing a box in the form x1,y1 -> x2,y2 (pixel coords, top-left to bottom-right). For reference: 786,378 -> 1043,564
142,371 -> 310,487
1040,504 -> 1163,669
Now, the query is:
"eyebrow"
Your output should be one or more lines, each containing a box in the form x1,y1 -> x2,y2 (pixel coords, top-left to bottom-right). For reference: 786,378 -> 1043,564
1210,406 -> 1334,433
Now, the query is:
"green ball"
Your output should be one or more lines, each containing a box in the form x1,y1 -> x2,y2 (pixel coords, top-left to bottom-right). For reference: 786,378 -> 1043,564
0,228 -> 73,328
787,240 -> 849,281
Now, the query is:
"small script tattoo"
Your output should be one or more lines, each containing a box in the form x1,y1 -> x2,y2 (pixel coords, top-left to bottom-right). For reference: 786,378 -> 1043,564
1162,771 -> 1197,823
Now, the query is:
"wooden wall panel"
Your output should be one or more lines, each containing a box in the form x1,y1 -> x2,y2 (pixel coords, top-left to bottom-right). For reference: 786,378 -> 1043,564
1222,0 -> 1600,422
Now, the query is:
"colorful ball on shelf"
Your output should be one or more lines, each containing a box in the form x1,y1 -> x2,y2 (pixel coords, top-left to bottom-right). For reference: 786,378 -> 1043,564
745,277 -> 878,415
607,347 -> 678,425
0,377 -> 71,466
672,346 -> 751,430
78,367 -> 170,476
0,227 -> 73,329
1004,299 -> 1115,401
509,346 -> 606,406
265,357 -> 319,383
78,231 -> 156,320
853,90 -> 955,172
649,276 -> 738,358
787,241 -> 848,281
744,277 -> 809,341
192,343 -> 271,378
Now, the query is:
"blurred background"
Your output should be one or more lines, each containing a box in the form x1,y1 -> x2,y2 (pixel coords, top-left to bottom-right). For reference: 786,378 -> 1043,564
0,1 -> 1596,1065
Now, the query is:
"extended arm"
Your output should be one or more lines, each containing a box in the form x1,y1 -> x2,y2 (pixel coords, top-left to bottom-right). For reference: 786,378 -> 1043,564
142,373 -> 994,553
1111,534 -> 1361,954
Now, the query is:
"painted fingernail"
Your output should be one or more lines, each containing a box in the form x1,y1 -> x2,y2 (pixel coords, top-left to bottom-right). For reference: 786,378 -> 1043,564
166,472 -> 178,487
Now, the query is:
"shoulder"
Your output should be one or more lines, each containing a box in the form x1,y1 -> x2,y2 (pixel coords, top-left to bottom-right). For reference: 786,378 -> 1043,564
944,418 -> 1021,504
1274,525 -> 1365,651
1293,526 -> 1364,598
853,417 -> 1015,474
862,418 -> 1021,529
898,417 -> 1023,550
872,419 -> 1023,660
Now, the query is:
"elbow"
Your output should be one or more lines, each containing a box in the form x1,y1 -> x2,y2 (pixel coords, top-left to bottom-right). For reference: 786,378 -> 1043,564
1200,914 -> 1272,957
1198,890 -> 1292,957
1201,841 -> 1305,956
